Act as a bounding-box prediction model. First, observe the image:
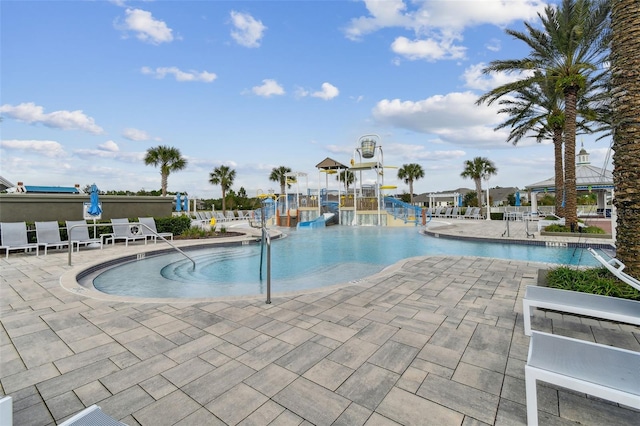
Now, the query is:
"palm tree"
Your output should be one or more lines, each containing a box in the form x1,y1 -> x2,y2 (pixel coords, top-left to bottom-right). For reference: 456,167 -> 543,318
209,165 -> 236,213
461,157 -> 498,208
397,164 -> 425,205
477,0 -> 610,230
143,145 -> 188,197
337,170 -> 355,192
481,72 -> 567,217
269,166 -> 292,195
610,0 -> 640,274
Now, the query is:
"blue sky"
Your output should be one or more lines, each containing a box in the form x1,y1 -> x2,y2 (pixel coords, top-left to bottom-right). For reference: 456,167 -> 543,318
1,0 -> 613,199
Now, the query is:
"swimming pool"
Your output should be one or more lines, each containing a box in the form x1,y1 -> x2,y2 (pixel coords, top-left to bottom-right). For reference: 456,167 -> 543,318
89,226 -> 599,299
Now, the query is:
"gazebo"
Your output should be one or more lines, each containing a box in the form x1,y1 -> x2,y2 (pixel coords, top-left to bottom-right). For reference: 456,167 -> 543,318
315,157 -> 350,223
525,145 -> 613,217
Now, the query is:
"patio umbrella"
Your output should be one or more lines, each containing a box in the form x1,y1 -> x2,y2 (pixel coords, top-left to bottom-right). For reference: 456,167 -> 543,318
515,191 -> 521,207
87,184 -> 102,216
86,184 -> 102,241
175,192 -> 182,212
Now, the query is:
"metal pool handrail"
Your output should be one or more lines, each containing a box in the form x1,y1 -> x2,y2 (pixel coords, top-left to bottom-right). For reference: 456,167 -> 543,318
67,222 -> 196,270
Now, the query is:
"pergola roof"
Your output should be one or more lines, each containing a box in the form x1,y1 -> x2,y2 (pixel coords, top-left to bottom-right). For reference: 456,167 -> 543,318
316,157 -> 349,170
525,147 -> 613,193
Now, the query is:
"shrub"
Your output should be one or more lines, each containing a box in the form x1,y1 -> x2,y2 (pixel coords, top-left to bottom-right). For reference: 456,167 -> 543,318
546,266 -> 640,300
543,224 -> 571,232
543,224 -> 606,234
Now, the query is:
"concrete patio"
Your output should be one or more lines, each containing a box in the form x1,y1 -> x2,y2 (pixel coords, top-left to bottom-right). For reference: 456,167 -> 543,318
1,221 -> 638,425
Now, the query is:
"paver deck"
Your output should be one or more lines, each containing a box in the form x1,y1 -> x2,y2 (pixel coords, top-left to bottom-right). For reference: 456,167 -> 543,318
1,220 -> 638,425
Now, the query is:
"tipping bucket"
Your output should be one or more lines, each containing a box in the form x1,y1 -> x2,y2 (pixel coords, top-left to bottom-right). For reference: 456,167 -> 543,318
361,139 -> 376,158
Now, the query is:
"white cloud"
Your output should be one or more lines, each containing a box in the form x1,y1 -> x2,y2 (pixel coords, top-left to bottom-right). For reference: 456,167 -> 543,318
122,128 -> 153,141
251,79 -> 285,97
0,102 -> 104,134
387,142 -> 466,161
485,38 -> 501,52
140,66 -> 217,82
391,36 -> 465,61
230,11 -> 266,48
372,91 -> 513,147
462,62 -> 533,91
74,145 -> 144,162
117,8 -> 173,44
345,0 -> 547,61
98,140 -> 120,152
311,83 -> 340,100
0,139 -> 67,158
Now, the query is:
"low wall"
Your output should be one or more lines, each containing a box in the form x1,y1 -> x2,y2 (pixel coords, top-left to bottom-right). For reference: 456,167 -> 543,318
0,194 -> 173,222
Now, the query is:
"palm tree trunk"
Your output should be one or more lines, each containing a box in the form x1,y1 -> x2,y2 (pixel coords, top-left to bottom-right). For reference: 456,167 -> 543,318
409,181 -> 414,204
161,173 -> 168,197
475,179 -> 483,207
222,190 -> 227,214
563,87 -> 578,231
553,128 -> 564,217
611,0 -> 640,274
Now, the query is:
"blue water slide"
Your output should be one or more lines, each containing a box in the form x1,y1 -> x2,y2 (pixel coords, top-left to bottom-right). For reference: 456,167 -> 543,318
297,213 -> 335,229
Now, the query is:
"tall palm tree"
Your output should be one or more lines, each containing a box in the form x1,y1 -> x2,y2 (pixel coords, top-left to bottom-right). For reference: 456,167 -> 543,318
269,166 -> 292,195
209,165 -> 236,213
477,0 -> 610,230
143,145 -> 187,197
610,0 -> 640,274
397,164 -> 425,205
461,157 -> 498,208
337,170 -> 355,192
488,73 -> 567,217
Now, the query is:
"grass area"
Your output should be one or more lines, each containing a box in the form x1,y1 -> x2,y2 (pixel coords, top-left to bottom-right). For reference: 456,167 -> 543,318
546,266 -> 640,300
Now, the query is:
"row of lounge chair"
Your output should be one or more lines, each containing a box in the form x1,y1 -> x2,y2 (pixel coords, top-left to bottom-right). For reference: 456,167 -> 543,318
426,206 -> 483,219
0,218 -> 173,258
523,248 -> 640,425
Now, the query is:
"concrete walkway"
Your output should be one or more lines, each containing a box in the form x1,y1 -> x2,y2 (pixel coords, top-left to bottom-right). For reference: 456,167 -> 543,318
1,221 -> 638,425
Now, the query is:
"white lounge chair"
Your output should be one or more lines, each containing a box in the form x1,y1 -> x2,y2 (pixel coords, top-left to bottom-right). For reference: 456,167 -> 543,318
588,247 -> 640,292
0,395 -> 12,426
58,404 -> 127,425
522,285 -> 640,336
66,220 -> 103,251
138,217 -> 173,243
35,221 -> 69,255
0,222 -> 39,258
104,219 -> 147,246
462,207 -> 476,219
525,331 -> 640,426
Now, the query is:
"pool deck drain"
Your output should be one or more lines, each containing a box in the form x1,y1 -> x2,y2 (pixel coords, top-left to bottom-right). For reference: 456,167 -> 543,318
1,219 -> 638,425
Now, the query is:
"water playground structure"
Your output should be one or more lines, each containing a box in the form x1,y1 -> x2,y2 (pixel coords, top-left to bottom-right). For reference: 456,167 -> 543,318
265,134 -> 426,228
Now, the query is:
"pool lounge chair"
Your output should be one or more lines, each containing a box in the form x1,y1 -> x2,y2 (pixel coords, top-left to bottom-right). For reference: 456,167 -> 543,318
66,220 -> 103,251
104,218 -> 148,246
522,285 -> 640,336
525,331 -> 640,426
35,221 -> 69,255
588,247 -> 640,291
462,207 -> 475,219
0,222 -> 39,258
58,404 -> 127,425
138,217 -> 173,243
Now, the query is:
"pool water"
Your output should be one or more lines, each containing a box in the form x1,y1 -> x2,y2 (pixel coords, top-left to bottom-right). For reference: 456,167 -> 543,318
92,226 -> 598,298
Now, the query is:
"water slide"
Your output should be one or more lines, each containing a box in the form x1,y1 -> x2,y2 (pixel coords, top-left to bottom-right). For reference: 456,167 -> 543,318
297,213 -> 335,229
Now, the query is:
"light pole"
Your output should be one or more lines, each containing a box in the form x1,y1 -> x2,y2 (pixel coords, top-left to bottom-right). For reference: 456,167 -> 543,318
486,181 -> 491,221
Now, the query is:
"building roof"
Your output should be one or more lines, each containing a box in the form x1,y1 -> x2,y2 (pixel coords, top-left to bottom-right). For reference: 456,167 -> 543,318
23,186 -> 83,194
316,157 -> 349,170
525,147 -> 612,193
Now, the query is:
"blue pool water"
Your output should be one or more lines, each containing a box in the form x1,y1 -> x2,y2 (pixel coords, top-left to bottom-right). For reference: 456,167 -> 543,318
91,226 -> 599,298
